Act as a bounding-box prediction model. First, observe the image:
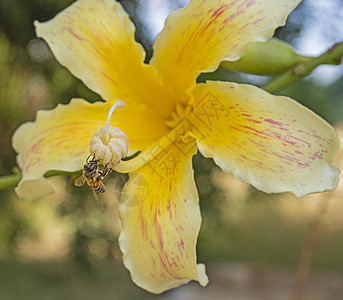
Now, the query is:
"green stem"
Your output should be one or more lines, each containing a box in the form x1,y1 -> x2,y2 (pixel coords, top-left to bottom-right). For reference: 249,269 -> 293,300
0,170 -> 82,192
0,173 -> 21,191
263,41 -> 343,94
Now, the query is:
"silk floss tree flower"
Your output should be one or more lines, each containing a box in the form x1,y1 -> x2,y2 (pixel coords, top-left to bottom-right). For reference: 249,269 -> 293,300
12,0 -> 340,294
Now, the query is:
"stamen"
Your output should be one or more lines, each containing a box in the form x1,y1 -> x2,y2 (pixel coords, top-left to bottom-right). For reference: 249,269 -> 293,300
106,100 -> 124,143
89,100 -> 128,168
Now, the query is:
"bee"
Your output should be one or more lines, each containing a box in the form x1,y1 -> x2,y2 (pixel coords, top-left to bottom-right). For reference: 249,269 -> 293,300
74,155 -> 111,204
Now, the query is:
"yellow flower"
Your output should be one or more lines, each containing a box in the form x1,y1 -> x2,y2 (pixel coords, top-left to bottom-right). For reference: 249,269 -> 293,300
12,0 -> 340,293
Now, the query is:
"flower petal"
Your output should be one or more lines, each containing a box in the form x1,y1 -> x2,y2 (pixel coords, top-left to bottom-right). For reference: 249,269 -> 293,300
188,81 -> 339,197
35,0 -> 176,118
15,178 -> 55,200
13,99 -> 168,198
151,0 -> 301,102
119,131 -> 208,293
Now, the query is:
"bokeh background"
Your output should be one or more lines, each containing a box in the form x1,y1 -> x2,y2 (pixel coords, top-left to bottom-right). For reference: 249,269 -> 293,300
0,0 -> 343,299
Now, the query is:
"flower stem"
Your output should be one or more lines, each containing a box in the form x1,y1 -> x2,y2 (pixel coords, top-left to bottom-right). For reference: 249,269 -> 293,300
0,170 -> 82,192
0,173 -> 21,191
263,41 -> 343,94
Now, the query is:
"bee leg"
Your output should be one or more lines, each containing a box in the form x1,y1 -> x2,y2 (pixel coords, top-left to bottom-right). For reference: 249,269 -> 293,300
93,190 -> 101,205
86,154 -> 92,163
101,163 -> 110,177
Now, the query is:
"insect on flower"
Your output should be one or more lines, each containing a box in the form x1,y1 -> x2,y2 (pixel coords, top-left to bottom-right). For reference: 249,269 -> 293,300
74,155 -> 111,204
74,100 -> 129,204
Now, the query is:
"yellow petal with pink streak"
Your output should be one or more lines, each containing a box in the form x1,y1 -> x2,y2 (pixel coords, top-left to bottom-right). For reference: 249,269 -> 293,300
35,0 -> 177,118
188,81 -> 339,197
119,126 -> 208,293
151,0 -> 301,103
12,99 -> 168,199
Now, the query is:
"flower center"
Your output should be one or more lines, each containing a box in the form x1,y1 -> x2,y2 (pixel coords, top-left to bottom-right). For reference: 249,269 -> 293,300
165,103 -> 191,128
112,103 -> 197,174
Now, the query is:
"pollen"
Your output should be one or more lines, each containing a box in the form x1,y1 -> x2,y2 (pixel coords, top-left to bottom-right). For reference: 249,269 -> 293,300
89,101 -> 128,168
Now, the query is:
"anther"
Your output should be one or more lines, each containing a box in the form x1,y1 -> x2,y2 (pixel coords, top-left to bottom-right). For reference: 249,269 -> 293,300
89,101 -> 128,168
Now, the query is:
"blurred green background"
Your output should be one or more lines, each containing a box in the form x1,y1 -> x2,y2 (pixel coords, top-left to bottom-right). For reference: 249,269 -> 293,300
0,0 -> 343,299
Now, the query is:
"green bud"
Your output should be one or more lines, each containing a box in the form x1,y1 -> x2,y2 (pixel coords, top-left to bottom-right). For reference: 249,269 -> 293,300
221,38 -> 312,76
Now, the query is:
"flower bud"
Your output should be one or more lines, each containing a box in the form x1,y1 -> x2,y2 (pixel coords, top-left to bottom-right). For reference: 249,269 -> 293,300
221,38 -> 310,76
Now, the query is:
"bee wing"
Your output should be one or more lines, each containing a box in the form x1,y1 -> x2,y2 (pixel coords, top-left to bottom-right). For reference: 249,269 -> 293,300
93,190 -> 101,205
74,174 -> 86,186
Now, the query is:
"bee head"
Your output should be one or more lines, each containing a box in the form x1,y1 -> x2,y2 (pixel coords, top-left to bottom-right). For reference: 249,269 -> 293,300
85,161 -> 97,172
